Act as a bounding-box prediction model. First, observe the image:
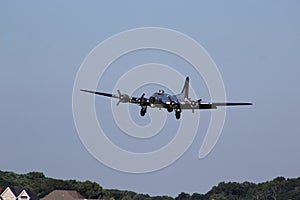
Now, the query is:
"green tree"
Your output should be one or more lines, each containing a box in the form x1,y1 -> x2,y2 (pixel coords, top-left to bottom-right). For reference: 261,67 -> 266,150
190,193 -> 205,200
121,195 -> 133,200
175,192 -> 190,200
209,193 -> 227,200
75,180 -> 102,199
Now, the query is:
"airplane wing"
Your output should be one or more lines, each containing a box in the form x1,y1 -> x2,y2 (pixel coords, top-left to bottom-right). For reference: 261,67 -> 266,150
211,102 -> 253,106
80,89 -> 119,98
80,89 -> 150,106
181,101 -> 252,109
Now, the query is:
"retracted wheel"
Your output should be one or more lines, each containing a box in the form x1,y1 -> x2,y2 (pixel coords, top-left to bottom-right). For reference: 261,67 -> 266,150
140,107 -> 147,116
175,111 -> 181,119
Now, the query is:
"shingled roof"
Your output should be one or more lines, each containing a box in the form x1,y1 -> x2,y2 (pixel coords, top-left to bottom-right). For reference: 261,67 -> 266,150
41,190 -> 85,200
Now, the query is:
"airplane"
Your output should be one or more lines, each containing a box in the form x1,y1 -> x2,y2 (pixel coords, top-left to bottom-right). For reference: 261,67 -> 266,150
80,77 -> 252,119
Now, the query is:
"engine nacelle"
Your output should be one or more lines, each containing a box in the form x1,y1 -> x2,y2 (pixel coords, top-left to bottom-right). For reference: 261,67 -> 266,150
149,97 -> 156,104
167,107 -> 173,112
191,100 -> 198,108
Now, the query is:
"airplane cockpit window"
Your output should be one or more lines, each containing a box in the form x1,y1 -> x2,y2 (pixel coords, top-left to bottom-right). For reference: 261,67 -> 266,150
158,90 -> 164,95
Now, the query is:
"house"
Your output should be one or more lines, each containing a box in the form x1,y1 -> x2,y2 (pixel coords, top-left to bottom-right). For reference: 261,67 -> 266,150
0,187 -> 39,200
16,189 -> 31,200
40,190 -> 85,200
0,187 -> 16,200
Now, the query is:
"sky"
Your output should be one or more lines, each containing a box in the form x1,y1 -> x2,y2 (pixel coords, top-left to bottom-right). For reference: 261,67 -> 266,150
1,0 -> 300,197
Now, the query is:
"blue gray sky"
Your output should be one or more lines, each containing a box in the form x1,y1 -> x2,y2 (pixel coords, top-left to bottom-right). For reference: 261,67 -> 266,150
1,0 -> 300,197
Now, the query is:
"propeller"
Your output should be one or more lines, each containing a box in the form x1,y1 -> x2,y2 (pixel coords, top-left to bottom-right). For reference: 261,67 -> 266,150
138,93 -> 146,105
166,96 -> 176,107
116,89 -> 130,106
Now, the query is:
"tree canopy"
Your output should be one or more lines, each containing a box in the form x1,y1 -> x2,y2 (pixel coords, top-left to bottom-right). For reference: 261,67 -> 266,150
0,170 -> 299,200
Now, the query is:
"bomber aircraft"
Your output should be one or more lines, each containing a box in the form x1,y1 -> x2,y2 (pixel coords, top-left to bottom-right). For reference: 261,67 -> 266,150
80,77 -> 252,119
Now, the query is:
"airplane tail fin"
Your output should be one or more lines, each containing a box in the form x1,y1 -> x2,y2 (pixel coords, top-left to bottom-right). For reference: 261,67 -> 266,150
180,77 -> 189,99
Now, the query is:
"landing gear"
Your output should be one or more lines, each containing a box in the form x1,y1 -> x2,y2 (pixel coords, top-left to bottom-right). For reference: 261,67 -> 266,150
140,106 -> 147,116
175,110 -> 181,119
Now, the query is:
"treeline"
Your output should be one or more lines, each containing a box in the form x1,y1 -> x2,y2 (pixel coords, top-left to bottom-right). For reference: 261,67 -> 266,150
0,170 -> 300,199
0,170 -> 102,198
